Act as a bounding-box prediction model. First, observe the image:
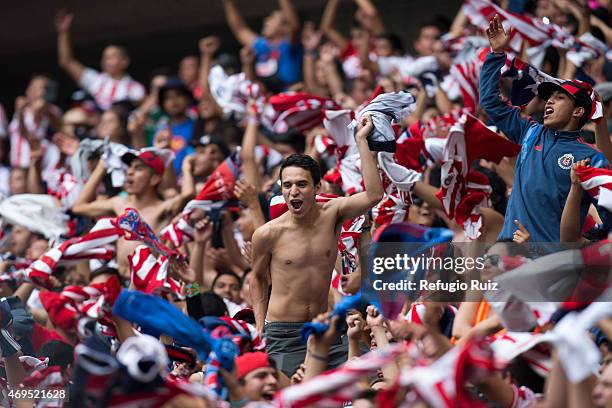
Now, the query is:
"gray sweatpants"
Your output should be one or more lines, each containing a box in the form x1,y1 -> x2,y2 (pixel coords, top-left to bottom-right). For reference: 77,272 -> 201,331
263,321 -> 348,377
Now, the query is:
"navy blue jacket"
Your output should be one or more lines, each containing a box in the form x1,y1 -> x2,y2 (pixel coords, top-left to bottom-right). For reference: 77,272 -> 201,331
479,52 -> 608,242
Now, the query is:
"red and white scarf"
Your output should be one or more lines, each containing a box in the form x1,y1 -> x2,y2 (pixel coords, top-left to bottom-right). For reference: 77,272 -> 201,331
321,109 -> 364,195
275,343 -> 406,408
26,218 -> 118,288
129,245 -> 182,297
436,114 -> 519,239
463,0 -> 574,68
398,337 -> 496,407
268,92 -> 340,133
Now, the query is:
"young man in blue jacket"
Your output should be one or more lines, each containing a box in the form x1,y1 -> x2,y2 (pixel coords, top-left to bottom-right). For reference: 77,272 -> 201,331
479,15 -> 608,242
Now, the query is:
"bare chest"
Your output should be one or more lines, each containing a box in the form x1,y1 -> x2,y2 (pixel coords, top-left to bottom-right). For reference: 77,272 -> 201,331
271,224 -> 338,268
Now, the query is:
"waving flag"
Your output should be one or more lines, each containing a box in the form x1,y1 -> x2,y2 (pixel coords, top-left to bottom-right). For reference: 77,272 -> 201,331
449,48 -> 489,112
161,150 -> 242,248
208,65 -> 263,120
576,165 -> 612,212
160,215 -> 195,248
463,0 -> 574,67
488,332 -> 552,377
350,91 -> 415,152
26,218 -> 118,288
39,275 -> 121,332
275,343 -> 406,408
113,208 -> 177,258
436,114 -> 519,238
321,109 -> 364,195
398,337 -> 497,408
128,245 -> 181,296
373,152 -> 422,227
500,58 -> 604,121
268,92 -> 340,133
188,149 -> 242,207
567,32 -> 608,68
501,57 -> 560,106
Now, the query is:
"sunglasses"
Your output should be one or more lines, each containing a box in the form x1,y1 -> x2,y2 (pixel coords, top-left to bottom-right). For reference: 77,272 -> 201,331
482,254 -> 501,266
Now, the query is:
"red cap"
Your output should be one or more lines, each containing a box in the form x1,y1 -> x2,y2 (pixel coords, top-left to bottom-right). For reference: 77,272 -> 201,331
235,352 -> 271,379
537,80 -> 593,118
122,150 -> 165,176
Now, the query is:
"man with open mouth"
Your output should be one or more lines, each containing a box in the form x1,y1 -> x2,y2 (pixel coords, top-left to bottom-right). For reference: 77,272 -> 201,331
480,15 -> 609,243
250,114 -> 383,377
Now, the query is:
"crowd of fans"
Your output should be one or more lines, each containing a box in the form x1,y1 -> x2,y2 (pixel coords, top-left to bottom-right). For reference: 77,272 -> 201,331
0,0 -> 611,406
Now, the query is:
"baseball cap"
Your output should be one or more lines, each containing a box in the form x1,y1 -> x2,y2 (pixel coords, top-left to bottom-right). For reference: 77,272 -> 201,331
193,134 -> 231,158
537,80 -> 593,118
235,352 -> 273,380
122,150 -> 165,176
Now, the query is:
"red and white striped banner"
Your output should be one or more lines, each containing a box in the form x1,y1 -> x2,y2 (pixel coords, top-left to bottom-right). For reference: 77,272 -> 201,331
275,343 -> 406,408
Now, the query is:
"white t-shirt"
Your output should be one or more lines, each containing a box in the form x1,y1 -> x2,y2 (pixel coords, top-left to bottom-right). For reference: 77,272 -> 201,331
8,107 -> 61,172
79,68 -> 145,110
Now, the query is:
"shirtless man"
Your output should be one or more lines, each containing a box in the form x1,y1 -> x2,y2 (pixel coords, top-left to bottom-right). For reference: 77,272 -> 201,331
72,150 -> 194,277
251,115 -> 382,376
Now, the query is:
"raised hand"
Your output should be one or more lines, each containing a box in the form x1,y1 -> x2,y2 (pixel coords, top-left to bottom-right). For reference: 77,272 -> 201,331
199,36 -> 220,56
239,46 -> 255,66
153,127 -> 172,150
193,218 -> 213,243
366,305 -> 385,329
55,10 -> 74,33
486,14 -> 510,54
169,257 -> 195,283
301,21 -> 322,51
234,179 -> 259,207
52,132 -> 80,156
355,114 -> 374,143
570,158 -> 590,185
512,220 -> 530,244
346,313 -> 366,341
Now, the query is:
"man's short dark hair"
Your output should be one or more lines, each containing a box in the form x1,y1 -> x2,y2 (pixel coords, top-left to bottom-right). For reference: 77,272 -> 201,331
40,340 -> 74,369
200,291 -> 228,317
212,271 -> 242,289
107,44 -> 129,59
279,154 -> 321,185
377,32 -> 405,54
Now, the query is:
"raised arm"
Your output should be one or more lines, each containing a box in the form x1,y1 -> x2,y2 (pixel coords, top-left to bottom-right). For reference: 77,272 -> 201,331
595,109 -> 612,163
240,104 -> 262,189
72,159 -> 116,218
353,0 -> 385,35
198,36 -> 221,102
251,225 -> 272,333
222,0 -> 257,46
336,115 -> 383,221
320,0 -> 349,50
54,11 -> 85,84
278,0 -> 300,39
480,15 -> 534,144
161,157 -> 196,215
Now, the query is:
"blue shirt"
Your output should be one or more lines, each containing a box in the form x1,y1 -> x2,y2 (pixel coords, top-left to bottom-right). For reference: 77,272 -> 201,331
156,118 -> 195,174
252,36 -> 303,86
479,52 -> 608,242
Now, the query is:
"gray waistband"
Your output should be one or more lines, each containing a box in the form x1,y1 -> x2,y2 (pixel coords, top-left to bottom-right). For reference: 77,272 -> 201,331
264,321 -> 307,329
